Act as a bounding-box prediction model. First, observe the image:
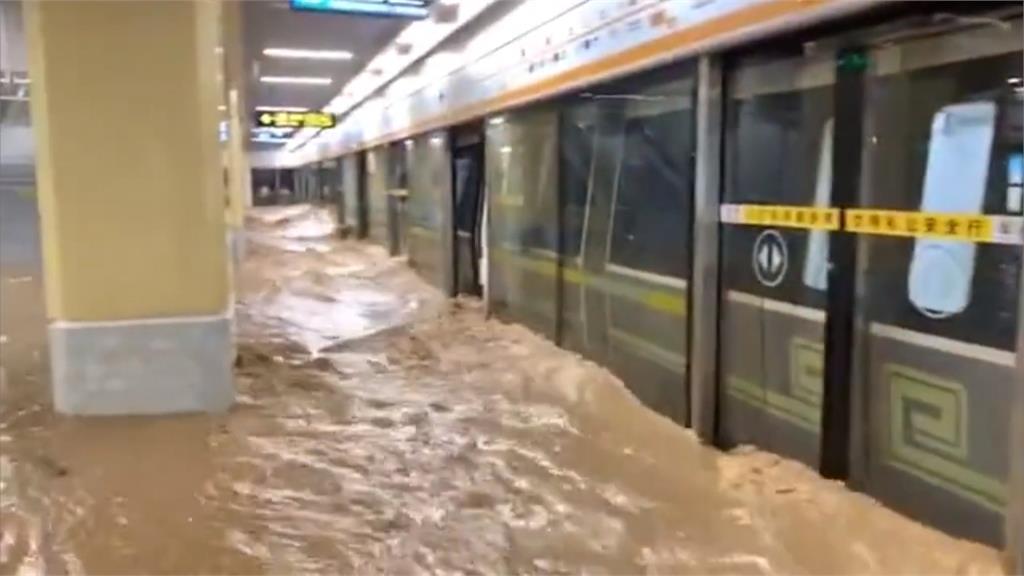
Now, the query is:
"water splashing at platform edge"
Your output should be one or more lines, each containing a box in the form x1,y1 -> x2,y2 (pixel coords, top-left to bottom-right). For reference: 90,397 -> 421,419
0,206 -> 1003,574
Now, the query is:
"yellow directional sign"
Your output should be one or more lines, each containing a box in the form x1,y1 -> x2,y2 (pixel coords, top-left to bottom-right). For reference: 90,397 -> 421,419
845,209 -> 1022,244
254,110 -> 335,129
720,203 -> 840,231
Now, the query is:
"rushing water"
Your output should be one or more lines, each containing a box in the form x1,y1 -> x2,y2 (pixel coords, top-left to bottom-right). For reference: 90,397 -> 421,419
0,206 -> 1004,574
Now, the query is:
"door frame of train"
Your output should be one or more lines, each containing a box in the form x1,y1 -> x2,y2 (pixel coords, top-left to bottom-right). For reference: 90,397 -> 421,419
712,35 -> 865,479
449,122 -> 486,298
332,157 -> 345,227
818,47 -> 866,480
356,151 -> 369,239
689,55 -> 723,444
1010,232 -> 1024,571
441,131 -> 456,297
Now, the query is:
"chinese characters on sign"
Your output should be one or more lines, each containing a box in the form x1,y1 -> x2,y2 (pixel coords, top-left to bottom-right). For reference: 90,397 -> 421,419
719,204 -> 1023,245
255,110 -> 336,129
719,203 -> 840,231
844,209 -> 993,242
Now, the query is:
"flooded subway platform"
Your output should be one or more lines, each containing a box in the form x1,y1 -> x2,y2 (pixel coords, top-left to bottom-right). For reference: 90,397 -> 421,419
0,207 -> 1006,574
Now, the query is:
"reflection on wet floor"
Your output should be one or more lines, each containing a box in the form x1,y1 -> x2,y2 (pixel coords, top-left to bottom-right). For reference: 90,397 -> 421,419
0,206 -> 1005,574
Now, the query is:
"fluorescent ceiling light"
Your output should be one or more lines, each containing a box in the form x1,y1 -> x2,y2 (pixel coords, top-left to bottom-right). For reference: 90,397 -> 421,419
259,76 -> 332,85
279,0 -> 500,155
255,105 -> 309,112
263,48 -> 353,60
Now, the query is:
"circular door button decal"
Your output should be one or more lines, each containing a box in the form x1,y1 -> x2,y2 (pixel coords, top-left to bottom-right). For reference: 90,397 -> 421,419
753,229 -> 788,287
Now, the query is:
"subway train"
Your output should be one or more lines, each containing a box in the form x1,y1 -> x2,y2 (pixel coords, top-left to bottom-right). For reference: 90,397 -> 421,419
270,1 -> 1023,549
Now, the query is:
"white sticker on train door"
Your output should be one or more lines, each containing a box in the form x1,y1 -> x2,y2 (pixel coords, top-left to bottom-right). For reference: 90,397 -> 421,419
908,101 -> 996,318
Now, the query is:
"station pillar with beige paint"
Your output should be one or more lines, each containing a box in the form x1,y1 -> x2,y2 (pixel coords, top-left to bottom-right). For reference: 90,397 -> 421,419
24,1 -> 235,414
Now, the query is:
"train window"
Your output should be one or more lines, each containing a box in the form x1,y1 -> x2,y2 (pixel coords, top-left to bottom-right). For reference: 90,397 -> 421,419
453,155 -> 478,233
489,109 -> 559,253
606,89 -> 694,279
388,141 -> 409,190
723,51 -> 834,304
558,116 -> 595,259
407,134 -> 446,232
909,101 -> 995,317
485,105 -> 560,338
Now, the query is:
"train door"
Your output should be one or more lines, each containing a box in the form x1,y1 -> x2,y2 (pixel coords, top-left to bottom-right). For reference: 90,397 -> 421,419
561,64 -> 697,424
333,158 -> 346,228
386,141 -> 409,256
718,47 -> 836,467
850,13 -> 1022,546
355,152 -> 369,239
451,124 -> 485,297
365,146 -> 390,247
277,168 -> 294,204
483,107 -> 560,340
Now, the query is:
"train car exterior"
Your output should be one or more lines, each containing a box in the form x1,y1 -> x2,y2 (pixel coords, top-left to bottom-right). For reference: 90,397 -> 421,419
289,0 -> 1023,560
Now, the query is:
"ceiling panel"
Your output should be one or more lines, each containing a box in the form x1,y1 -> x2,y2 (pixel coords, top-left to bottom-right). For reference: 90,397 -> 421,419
242,0 -> 409,148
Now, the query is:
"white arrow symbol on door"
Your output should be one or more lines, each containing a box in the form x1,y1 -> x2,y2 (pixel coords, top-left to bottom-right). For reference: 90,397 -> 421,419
758,241 -> 783,275
753,229 -> 788,287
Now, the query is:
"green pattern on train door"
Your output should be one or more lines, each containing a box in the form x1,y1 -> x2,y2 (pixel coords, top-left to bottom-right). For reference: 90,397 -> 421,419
725,337 -> 823,434
884,364 -> 1007,511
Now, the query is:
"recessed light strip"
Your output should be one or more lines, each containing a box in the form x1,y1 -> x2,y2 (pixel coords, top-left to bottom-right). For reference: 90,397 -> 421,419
259,76 -> 332,85
263,48 -> 353,61
254,105 -> 310,112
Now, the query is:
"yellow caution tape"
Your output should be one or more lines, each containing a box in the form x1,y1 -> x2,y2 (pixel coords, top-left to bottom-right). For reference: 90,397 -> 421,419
845,209 -> 1023,245
719,204 -> 840,231
720,204 -> 1023,245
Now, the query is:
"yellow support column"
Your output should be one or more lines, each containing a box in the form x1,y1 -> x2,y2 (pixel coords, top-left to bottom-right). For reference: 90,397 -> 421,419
25,0 -> 234,414
222,0 -> 250,265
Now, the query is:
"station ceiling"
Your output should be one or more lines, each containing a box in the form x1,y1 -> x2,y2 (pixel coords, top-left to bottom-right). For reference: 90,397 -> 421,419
242,1 -> 409,151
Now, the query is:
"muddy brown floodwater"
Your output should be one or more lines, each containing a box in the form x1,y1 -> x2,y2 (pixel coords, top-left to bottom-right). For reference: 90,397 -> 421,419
0,206 -> 1006,574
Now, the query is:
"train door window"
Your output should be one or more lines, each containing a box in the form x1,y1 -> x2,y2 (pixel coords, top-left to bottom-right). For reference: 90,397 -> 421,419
606,84 -> 693,279
560,66 -> 695,424
406,133 -> 451,288
366,147 -> 390,247
558,103 -> 601,355
852,14 -> 1022,545
719,48 -> 835,467
342,155 -> 361,234
560,111 -> 597,261
485,106 -> 560,339
452,128 -> 485,297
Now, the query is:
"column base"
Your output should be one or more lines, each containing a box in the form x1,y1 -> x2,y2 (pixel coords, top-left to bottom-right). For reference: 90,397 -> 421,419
50,313 -> 234,415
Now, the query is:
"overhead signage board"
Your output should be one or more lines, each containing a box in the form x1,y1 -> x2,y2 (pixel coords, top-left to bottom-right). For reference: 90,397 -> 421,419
255,110 -> 336,130
289,0 -> 429,19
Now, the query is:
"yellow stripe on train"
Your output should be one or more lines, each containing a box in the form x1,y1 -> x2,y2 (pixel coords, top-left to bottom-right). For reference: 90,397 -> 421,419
720,203 -> 840,231
845,209 -> 1022,244
720,203 -> 1023,244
